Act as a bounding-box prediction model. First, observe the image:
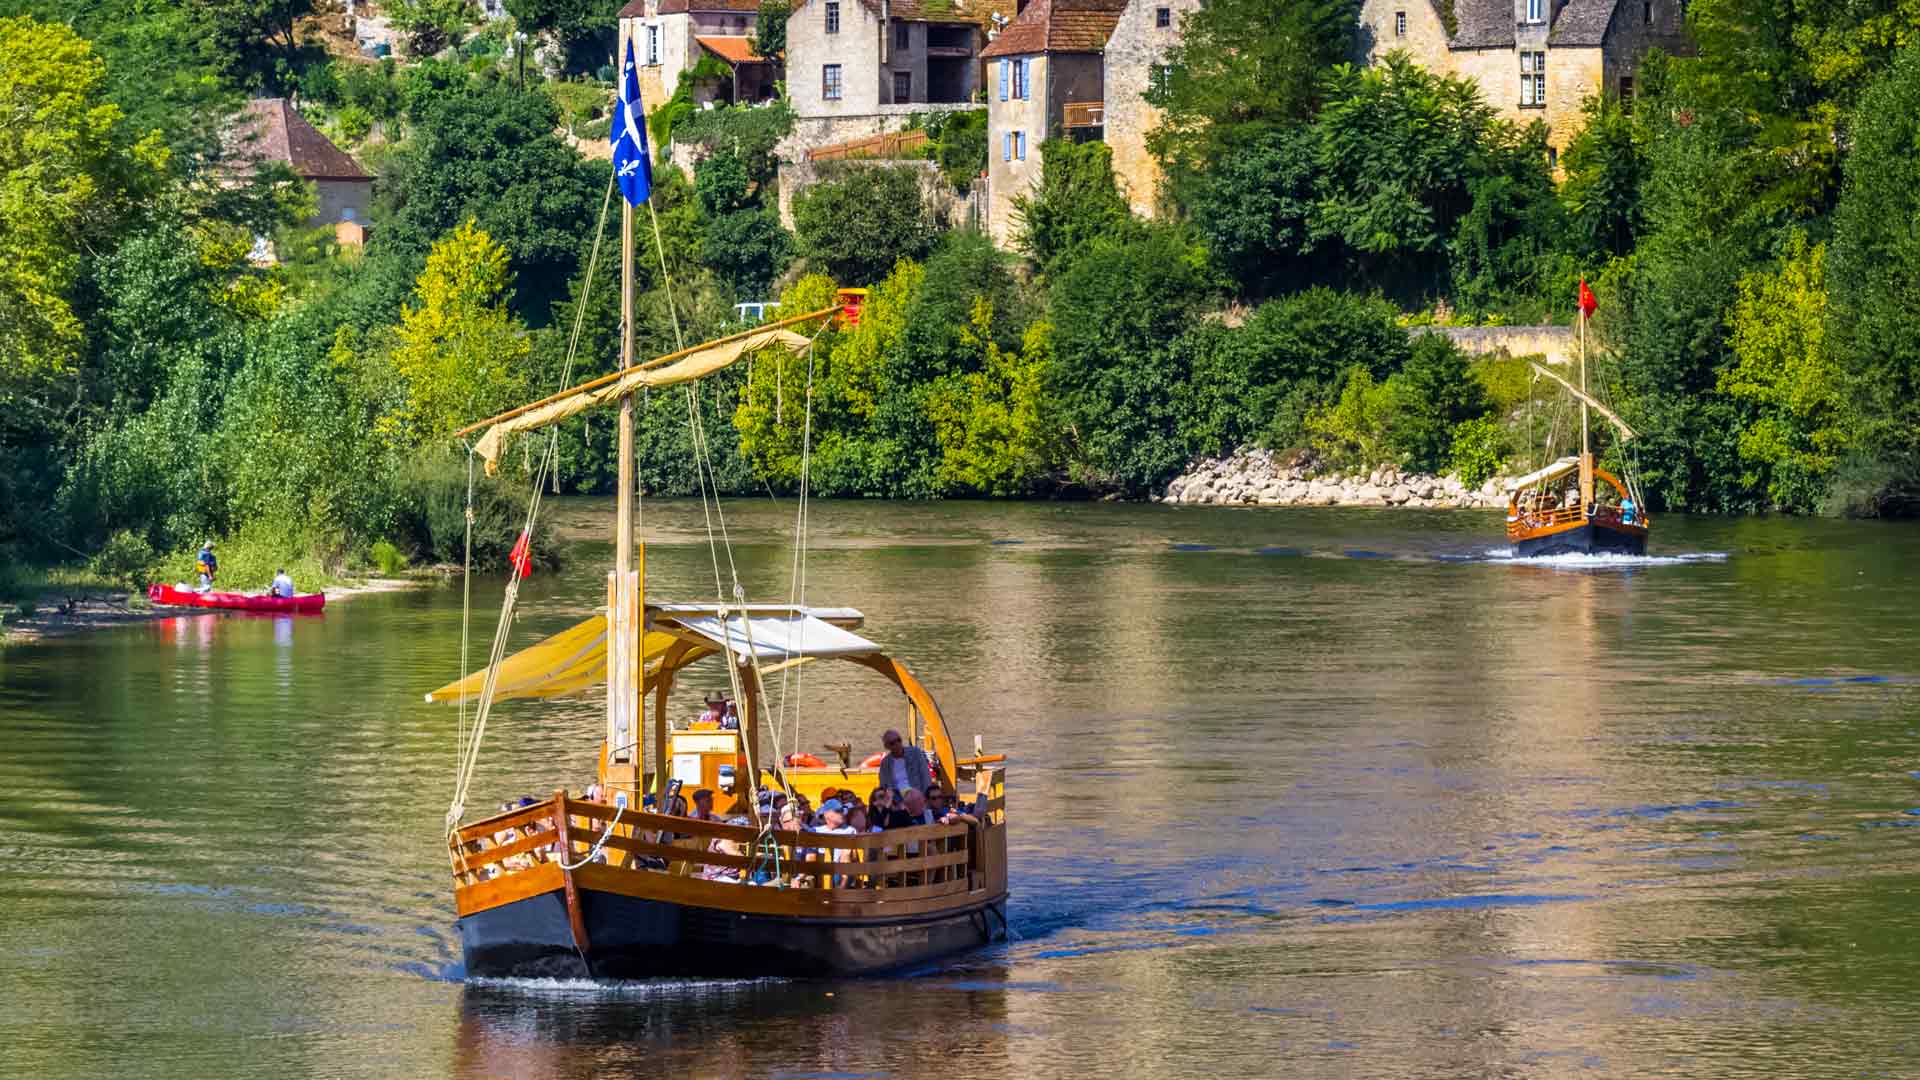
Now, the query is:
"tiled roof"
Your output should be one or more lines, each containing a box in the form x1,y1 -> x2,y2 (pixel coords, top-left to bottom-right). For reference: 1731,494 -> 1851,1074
235,98 -> 370,181
697,34 -> 767,62
979,0 -> 1125,57
1446,0 -> 1514,48
1546,0 -> 1618,45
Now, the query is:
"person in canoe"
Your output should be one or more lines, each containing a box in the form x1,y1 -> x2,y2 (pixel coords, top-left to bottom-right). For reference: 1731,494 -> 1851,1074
195,540 -> 218,592
268,568 -> 295,599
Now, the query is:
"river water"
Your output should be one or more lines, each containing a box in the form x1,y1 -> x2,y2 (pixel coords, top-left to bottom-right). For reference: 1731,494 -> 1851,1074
2,500 -> 1917,1078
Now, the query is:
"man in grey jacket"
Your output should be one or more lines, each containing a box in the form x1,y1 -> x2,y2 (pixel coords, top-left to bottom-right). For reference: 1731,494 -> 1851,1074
876,729 -> 931,795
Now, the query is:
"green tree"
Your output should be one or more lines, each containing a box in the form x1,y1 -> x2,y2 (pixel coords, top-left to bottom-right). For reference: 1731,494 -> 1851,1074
1181,126 -> 1317,298
505,0 -> 612,45
1560,92 -> 1646,260
1011,140 -> 1131,273
927,308 -> 1055,495
1827,42 -> 1920,515
378,79 -> 610,322
1049,224 -> 1214,492
1145,0 -> 1357,200
694,150 -> 791,297
1718,232 -> 1847,510
386,0 -> 475,55
192,0 -> 316,91
385,221 -> 532,441
1386,333 -> 1487,471
791,164 -> 940,285
0,17 -> 157,387
754,0 -> 790,58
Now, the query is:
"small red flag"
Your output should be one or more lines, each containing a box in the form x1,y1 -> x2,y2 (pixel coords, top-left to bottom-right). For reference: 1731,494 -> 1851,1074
508,530 -> 533,579
1578,279 -> 1598,318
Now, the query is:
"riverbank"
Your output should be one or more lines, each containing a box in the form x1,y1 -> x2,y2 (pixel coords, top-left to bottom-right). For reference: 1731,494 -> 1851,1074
1159,448 -> 1509,510
1,575 -> 437,644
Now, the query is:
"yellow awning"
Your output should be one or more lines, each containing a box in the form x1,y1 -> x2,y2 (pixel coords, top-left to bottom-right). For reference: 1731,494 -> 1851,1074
424,615 -> 694,704
472,328 -> 811,473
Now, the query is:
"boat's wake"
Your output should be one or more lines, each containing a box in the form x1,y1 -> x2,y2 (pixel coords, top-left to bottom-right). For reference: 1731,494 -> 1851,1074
1487,548 -> 1729,568
465,975 -> 787,997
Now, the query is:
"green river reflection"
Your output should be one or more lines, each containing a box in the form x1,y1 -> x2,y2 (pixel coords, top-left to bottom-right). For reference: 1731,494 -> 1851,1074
1,500 -> 1917,1078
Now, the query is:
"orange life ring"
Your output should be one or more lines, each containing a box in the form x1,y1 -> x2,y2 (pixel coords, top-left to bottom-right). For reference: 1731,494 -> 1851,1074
860,752 -> 887,768
784,752 -> 825,768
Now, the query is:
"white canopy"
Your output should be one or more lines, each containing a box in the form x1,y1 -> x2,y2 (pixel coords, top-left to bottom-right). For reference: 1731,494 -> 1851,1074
1504,456 -> 1580,493
665,612 -> 880,663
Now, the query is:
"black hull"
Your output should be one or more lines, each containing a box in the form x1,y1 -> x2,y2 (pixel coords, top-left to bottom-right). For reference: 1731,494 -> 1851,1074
459,887 -> 1008,980
1513,521 -> 1647,558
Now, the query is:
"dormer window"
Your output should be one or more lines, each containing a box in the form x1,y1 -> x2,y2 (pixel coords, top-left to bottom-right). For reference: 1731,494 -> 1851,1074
1527,0 -> 1543,22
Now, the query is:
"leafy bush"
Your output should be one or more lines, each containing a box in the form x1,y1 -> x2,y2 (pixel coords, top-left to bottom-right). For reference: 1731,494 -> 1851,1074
336,104 -> 373,142
91,530 -> 157,590
370,539 -> 408,575
1012,140 -> 1131,274
927,109 -> 987,193
394,452 -> 530,569
1305,366 -> 1399,470
671,100 -> 795,185
1448,415 -> 1506,488
1387,333 -> 1487,471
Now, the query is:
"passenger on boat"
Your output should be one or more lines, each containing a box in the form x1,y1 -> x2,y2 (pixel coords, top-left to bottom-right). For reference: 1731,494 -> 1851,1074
721,701 -> 740,730
847,806 -> 876,833
869,787 -> 893,819
812,799 -> 855,835
876,729 -> 932,794
1622,496 -> 1637,524
883,788 -> 936,829
195,540 -> 218,592
689,788 -> 716,821
269,568 -> 295,599
695,691 -> 726,728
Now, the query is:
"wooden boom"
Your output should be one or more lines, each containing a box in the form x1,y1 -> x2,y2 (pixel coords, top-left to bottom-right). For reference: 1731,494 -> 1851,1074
1530,361 -> 1637,442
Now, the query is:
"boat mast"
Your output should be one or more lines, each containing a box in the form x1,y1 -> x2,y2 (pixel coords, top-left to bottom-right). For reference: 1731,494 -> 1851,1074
606,170 -> 643,806
1579,299 -> 1593,508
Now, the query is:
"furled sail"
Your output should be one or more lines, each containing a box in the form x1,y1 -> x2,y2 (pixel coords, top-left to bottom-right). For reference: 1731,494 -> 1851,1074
470,327 -> 812,472
1504,456 -> 1581,493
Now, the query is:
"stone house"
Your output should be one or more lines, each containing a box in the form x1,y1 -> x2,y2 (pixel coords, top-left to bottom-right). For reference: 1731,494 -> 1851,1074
618,0 -> 778,113
784,0 -> 993,145
1356,0 -> 1690,156
233,98 -> 374,229
979,0 -> 1193,246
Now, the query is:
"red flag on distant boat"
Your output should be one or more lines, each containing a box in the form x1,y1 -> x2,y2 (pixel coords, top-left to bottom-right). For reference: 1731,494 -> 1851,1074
509,530 -> 533,579
1578,279 -> 1598,318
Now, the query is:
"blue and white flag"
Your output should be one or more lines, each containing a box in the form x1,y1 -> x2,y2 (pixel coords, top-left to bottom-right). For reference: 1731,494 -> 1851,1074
611,38 -> 652,206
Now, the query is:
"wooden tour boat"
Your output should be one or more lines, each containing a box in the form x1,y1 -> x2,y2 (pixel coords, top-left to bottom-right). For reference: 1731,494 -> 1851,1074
429,52 -> 1008,981
1504,281 -> 1651,558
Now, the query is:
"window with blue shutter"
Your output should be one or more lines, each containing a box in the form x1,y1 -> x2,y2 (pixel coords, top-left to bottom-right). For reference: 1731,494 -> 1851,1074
998,60 -> 1008,101
1002,132 -> 1011,161
1015,132 -> 1026,160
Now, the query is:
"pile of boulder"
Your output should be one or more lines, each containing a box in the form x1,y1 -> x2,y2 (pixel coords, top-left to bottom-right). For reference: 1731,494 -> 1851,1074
1160,448 -> 1508,509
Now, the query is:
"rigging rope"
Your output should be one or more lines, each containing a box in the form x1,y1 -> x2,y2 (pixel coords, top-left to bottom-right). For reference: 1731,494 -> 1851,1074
771,323 -> 826,780
446,174 -> 616,836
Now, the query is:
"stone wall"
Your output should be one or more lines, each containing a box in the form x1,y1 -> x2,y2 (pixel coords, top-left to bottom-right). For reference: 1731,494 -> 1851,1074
313,178 -> 373,226
1099,0 -> 1197,219
1417,324 -> 1575,367
1353,0 -> 1451,74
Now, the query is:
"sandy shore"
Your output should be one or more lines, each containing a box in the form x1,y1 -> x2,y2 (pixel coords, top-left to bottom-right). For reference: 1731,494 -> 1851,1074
2,575 -> 436,644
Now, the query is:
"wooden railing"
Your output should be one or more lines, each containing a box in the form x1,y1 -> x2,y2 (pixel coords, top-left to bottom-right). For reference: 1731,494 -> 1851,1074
451,768 -> 1006,906
808,129 -> 930,162
1062,101 -> 1104,128
1506,501 -> 1644,536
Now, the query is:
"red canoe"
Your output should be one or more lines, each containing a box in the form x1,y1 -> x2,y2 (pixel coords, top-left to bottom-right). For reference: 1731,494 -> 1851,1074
147,583 -> 326,614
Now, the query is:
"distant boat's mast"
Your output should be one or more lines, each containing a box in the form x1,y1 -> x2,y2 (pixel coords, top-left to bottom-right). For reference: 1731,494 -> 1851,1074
1579,298 -> 1592,508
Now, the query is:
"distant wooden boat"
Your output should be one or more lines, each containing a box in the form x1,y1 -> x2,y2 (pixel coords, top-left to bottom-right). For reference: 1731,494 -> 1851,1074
1504,283 -> 1650,557
147,583 -> 325,613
